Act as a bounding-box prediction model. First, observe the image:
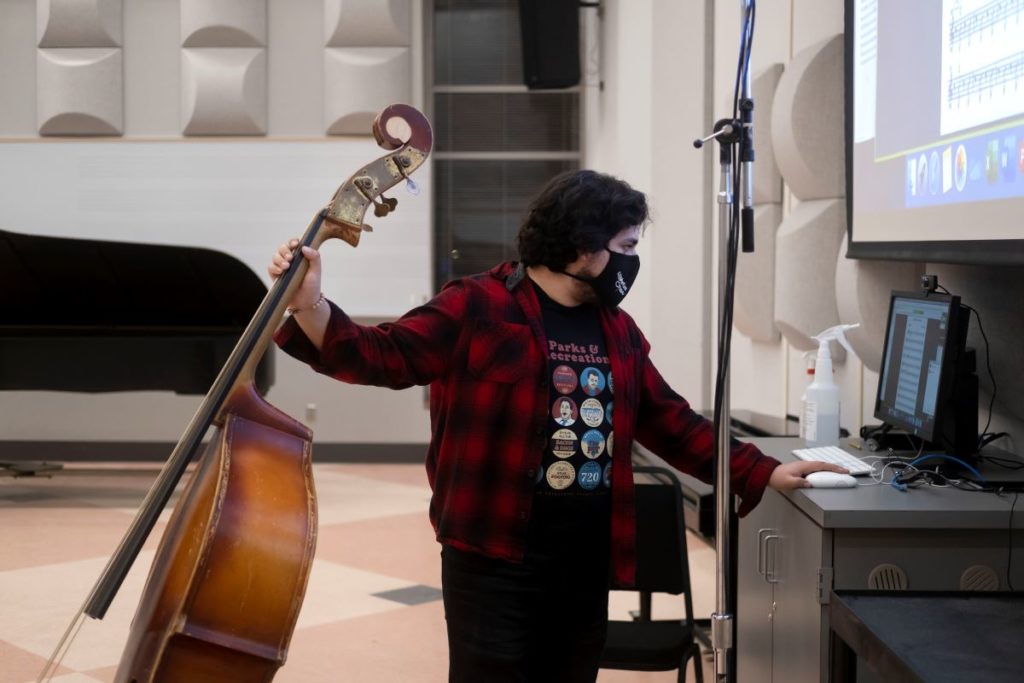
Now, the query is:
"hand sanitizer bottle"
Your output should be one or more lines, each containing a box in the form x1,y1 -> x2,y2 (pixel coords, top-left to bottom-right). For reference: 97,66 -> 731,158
802,324 -> 859,447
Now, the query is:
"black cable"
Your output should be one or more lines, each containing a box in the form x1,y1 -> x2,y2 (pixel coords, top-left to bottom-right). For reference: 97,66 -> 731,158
707,11 -> 754,681
960,302 -> 997,442
712,2 -> 755,440
729,1 -> 755,121
885,464 -> 1024,574
713,18 -> 745,422
1008,493 -> 1018,591
982,452 -> 1024,470
980,432 -> 1010,449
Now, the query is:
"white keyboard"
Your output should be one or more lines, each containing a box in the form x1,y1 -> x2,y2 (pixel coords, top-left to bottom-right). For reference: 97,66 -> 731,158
792,446 -> 873,476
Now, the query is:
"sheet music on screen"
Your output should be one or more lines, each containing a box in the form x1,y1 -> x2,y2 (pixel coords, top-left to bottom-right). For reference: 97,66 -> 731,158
849,0 -> 1024,248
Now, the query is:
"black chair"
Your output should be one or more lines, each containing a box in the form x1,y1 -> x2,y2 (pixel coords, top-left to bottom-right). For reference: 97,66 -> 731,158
599,465 -> 705,683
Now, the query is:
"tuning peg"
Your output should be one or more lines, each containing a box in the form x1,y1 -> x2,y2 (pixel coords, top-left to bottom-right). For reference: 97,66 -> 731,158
393,156 -> 422,196
372,193 -> 398,217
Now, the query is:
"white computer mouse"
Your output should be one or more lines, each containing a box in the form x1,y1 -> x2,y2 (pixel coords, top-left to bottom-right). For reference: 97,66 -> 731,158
804,471 -> 857,488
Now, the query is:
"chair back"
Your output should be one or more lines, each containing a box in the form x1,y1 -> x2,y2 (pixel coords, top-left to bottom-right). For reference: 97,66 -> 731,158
625,466 -> 696,620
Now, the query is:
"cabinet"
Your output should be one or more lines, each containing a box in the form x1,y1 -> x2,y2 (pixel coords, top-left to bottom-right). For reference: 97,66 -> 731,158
734,438 -> 1024,683
737,489 -> 830,683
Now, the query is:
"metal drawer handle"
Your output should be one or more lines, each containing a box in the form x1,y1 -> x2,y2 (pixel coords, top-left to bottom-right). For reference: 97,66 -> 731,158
757,528 -> 773,577
764,534 -> 781,584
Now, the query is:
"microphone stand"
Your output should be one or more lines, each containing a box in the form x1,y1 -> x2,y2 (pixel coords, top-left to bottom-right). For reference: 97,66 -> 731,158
693,2 -> 755,680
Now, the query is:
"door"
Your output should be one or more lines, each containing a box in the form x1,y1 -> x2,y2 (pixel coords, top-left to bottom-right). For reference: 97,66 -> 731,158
770,497 -> 830,683
737,489 -> 783,682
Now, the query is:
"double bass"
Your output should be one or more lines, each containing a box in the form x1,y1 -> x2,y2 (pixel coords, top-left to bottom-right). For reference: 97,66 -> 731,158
39,104 -> 433,682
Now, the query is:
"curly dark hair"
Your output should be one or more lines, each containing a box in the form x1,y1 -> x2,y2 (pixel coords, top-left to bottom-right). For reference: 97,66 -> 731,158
516,170 -> 648,271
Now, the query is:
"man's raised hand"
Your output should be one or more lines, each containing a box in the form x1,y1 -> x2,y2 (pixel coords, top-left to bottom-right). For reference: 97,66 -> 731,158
268,238 -> 322,312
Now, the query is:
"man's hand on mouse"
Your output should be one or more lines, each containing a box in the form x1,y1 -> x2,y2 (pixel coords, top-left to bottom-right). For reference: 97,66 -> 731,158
768,461 -> 850,490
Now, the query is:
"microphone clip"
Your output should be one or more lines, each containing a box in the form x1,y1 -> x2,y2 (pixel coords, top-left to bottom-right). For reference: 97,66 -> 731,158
693,118 -> 741,150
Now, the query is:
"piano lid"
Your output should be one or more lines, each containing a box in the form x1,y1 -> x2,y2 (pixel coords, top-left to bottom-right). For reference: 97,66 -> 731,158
0,229 -> 273,395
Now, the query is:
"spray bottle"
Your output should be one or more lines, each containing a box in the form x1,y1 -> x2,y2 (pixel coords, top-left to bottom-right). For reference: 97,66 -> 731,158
801,323 -> 859,448
798,351 -> 816,441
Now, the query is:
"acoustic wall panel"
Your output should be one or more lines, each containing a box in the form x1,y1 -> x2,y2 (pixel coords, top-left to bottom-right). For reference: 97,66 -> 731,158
324,47 -> 411,135
37,48 -> 123,135
11,1 -> 423,138
37,0 -> 122,48
181,48 -> 267,135
752,63 -> 784,205
834,236 -> 924,372
770,34 -> 844,200
734,203 -> 782,342
325,0 -> 412,47
181,0 -> 267,48
773,198 -> 847,359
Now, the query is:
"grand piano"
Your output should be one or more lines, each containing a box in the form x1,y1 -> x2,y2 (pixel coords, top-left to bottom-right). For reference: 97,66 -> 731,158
0,228 -> 272,400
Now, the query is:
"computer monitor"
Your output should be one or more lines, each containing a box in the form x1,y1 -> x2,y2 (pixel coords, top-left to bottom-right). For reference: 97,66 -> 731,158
874,290 -> 978,456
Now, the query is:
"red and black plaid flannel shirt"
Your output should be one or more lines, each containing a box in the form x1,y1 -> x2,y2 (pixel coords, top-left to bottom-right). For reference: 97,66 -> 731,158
274,261 -> 780,586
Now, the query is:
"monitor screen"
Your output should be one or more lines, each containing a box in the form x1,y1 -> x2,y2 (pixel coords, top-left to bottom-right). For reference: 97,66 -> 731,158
875,292 -> 962,440
844,0 -> 1024,265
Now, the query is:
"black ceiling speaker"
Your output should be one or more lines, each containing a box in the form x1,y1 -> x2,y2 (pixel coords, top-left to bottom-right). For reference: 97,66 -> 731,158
518,0 -> 581,89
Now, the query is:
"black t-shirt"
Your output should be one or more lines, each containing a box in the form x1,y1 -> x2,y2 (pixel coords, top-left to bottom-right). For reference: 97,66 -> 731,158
527,280 -> 613,556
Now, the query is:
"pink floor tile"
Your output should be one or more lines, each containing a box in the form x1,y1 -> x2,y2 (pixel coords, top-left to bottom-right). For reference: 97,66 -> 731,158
82,665 -> 116,683
2,462 -> 715,683
326,463 -> 430,488
0,640 -> 70,683
0,507 -> 135,572
315,512 -> 442,587
278,601 -> 449,683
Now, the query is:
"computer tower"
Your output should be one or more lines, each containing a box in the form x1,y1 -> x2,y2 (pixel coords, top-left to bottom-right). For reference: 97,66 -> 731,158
935,347 -> 979,457
932,305 -> 978,457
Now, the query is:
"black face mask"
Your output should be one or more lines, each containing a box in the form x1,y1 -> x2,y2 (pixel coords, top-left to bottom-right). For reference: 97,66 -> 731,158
565,249 -> 641,307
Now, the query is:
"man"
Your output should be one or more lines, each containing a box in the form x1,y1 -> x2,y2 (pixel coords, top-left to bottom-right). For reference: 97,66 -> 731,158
269,169 -> 843,682
554,398 -> 576,426
582,368 -> 603,396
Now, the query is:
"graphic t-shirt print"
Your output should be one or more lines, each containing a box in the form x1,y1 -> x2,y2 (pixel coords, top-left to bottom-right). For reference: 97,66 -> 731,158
537,338 -> 613,496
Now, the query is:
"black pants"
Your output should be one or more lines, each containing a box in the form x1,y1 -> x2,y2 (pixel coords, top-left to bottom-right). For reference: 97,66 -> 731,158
441,544 -> 610,683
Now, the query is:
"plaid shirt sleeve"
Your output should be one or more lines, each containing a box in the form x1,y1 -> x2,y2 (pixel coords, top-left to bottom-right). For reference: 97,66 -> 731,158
273,280 -> 468,389
274,266 -> 549,563
633,330 -> 781,516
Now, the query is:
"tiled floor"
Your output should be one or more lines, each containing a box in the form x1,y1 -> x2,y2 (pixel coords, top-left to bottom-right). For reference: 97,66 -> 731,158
1,462 -> 716,682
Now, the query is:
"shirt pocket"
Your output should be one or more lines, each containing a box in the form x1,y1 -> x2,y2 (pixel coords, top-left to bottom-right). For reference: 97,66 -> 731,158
467,319 -> 534,383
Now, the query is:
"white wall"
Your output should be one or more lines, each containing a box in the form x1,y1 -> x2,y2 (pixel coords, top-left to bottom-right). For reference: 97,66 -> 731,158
710,0 -> 1022,453
581,0 -> 871,427
6,0 -> 1018,451
585,0 -> 857,422
714,1 -> 793,425
0,0 -> 435,446
584,0 -> 654,336
584,0 -> 713,410
715,0 -> 868,434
